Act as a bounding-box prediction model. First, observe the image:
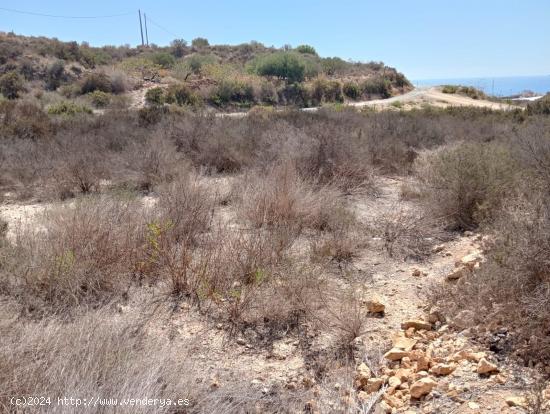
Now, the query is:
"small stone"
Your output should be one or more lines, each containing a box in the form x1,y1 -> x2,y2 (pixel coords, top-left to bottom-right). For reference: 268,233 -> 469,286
477,358 -> 499,375
366,377 -> 384,393
452,350 -> 485,363
384,348 -> 410,361
468,401 -> 480,409
430,363 -> 456,376
392,334 -> 417,351
388,376 -> 401,387
460,252 -> 482,269
446,268 -> 466,281
505,396 -> 527,407
410,377 -> 437,399
354,363 -> 372,389
401,319 -> 432,331
494,373 -> 508,384
432,244 -> 445,253
412,268 -> 422,277
383,394 -> 404,409
364,294 -> 386,314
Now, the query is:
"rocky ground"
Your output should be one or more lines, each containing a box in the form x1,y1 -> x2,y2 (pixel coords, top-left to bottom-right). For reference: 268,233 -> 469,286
1,175 -> 548,414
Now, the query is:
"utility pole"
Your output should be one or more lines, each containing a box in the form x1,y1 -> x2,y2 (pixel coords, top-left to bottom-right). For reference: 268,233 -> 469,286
138,9 -> 144,46
144,13 -> 149,46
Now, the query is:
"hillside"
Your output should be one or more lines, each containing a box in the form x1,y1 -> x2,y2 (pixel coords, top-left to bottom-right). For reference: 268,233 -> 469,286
0,32 -> 411,112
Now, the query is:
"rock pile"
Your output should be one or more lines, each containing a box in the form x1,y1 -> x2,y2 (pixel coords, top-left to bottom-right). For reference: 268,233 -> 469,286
352,315 -> 509,413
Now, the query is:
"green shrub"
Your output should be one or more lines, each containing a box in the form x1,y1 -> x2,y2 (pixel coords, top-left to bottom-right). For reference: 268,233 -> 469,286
183,53 -> 218,75
343,82 -> 361,100
416,142 -> 518,230
191,37 -> 209,48
166,84 -> 200,107
320,57 -> 347,75
145,87 -> 165,106
45,60 -> 65,91
79,46 -> 112,67
209,79 -> 254,106
80,73 -> 112,94
361,77 -> 391,98
150,52 -> 175,69
442,85 -> 458,94
278,83 -> 309,106
442,85 -> 486,99
310,79 -> 343,105
259,82 -> 278,105
251,52 -> 306,83
295,44 -> 317,55
0,71 -> 24,99
527,94 -> 550,115
47,101 -> 92,116
89,91 -> 111,108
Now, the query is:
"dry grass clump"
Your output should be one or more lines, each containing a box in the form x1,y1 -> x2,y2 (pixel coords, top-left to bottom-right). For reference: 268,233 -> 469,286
375,205 -> 445,260
237,162 -> 353,232
415,141 -> 518,230
0,309 -> 208,414
1,197 -> 149,312
156,172 -> 215,245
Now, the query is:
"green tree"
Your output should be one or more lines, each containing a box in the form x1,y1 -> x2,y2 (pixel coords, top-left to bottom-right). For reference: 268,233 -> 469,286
252,52 -> 306,83
295,44 -> 317,55
171,39 -> 188,58
192,37 -> 209,48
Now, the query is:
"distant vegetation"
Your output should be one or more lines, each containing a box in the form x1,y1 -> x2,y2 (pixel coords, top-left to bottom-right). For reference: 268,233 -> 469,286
527,93 -> 550,115
441,84 -> 487,99
0,32 -> 411,110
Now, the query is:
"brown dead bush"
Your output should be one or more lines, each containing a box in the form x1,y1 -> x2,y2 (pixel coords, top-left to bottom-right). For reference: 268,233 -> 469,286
237,162 -> 354,233
0,309 -> 210,413
1,197 -> 149,312
156,172 -> 215,245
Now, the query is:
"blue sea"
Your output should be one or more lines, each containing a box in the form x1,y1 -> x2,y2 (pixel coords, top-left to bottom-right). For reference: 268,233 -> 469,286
413,75 -> 550,97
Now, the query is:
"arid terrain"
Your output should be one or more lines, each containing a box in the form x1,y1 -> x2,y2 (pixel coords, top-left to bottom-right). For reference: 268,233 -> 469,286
1,94 -> 550,413
2,27 -> 550,414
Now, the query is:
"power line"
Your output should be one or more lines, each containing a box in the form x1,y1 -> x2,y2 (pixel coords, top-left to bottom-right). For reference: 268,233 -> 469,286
146,16 -> 181,39
0,6 -> 133,19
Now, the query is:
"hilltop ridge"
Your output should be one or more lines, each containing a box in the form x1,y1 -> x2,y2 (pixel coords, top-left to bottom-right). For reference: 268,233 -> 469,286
0,31 -> 411,112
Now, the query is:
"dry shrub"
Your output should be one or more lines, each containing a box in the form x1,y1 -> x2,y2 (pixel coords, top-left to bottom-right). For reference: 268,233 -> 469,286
2,197 -> 149,312
121,134 -> 185,192
433,191 -> 550,363
415,142 -> 518,230
237,162 -> 353,233
156,172 -> 215,245
375,205 -> 444,260
0,310 -> 206,413
322,288 -> 369,360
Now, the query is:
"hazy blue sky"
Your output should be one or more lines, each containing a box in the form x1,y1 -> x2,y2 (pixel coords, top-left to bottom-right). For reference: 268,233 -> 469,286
2,0 -> 549,79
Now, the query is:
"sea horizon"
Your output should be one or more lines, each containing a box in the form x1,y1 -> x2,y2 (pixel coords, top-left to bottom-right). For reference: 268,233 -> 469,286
412,74 -> 550,97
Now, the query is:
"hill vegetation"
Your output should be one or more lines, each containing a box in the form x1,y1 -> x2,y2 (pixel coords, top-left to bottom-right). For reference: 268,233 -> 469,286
0,32 -> 411,111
